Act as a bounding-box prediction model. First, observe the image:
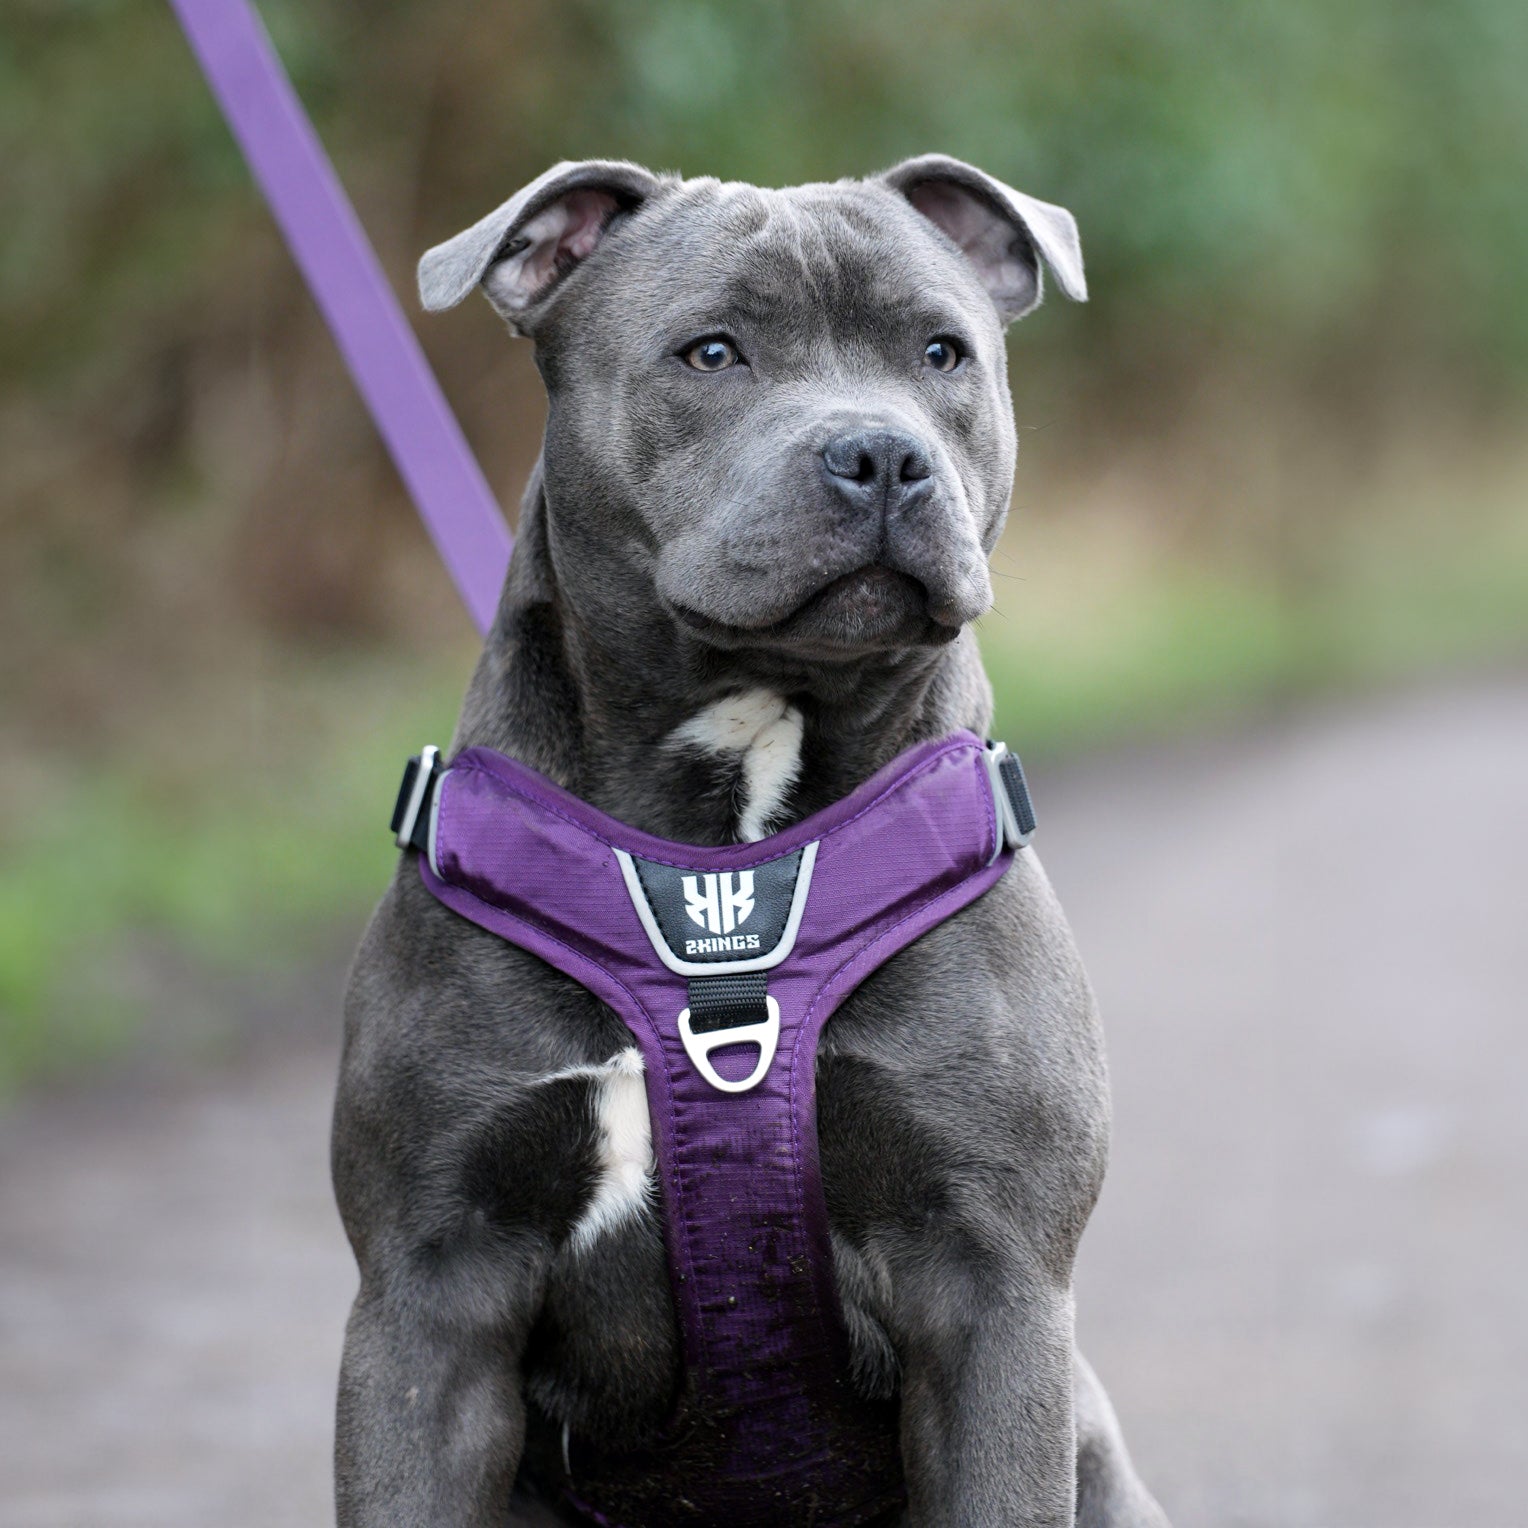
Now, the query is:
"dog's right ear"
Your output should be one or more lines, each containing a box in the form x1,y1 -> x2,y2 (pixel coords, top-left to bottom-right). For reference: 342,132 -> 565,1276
879,155 -> 1086,324
417,160 -> 662,334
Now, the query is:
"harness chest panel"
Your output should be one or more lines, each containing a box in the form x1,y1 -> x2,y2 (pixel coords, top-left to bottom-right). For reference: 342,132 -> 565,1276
406,731 -> 1032,1527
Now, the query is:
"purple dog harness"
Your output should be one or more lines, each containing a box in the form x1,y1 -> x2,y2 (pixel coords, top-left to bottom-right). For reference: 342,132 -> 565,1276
391,730 -> 1036,1526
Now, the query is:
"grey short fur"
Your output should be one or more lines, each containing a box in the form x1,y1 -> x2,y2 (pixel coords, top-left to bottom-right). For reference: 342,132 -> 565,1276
333,155 -> 1169,1527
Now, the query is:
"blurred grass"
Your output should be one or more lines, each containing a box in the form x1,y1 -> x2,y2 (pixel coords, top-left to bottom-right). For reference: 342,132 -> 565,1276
987,474 -> 1528,748
0,655 -> 466,1091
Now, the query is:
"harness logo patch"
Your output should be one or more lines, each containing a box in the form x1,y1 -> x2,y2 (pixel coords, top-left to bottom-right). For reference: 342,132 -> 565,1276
682,870 -> 755,936
628,846 -> 809,967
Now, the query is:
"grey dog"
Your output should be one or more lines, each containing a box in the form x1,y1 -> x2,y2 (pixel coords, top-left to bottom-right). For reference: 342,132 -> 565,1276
332,154 -> 1169,1527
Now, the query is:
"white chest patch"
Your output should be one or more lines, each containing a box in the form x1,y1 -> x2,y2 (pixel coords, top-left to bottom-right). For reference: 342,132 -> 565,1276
561,1048 -> 654,1253
671,688 -> 805,842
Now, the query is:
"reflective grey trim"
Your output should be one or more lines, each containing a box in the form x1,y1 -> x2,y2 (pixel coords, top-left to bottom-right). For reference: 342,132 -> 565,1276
615,840 -> 819,977
425,766 -> 448,878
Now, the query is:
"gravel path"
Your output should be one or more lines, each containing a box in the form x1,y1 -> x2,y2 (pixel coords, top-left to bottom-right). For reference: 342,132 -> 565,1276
3,673 -> 1525,1527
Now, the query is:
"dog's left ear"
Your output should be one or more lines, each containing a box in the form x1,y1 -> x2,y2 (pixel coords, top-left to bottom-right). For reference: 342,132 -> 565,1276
879,154 -> 1087,324
417,159 -> 662,333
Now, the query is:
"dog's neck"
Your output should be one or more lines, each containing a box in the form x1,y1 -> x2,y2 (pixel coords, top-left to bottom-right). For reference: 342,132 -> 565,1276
452,474 -> 995,846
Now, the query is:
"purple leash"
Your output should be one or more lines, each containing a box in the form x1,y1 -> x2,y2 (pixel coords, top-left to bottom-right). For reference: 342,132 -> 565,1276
165,0 -> 513,633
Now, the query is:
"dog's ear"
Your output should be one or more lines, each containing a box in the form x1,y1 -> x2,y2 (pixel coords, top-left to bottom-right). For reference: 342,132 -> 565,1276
878,154 -> 1086,324
417,159 -> 662,333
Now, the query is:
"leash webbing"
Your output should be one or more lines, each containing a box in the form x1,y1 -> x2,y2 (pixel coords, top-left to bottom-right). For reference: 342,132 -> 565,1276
165,0 -> 513,633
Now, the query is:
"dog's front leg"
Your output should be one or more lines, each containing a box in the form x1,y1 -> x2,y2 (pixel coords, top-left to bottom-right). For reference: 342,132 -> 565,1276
333,1247 -> 545,1526
897,1276 -> 1077,1528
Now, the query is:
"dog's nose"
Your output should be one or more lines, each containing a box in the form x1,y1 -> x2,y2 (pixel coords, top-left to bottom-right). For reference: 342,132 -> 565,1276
821,430 -> 933,509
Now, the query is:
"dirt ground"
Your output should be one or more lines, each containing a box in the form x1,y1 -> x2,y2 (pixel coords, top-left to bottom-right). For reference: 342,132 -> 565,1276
3,673 -> 1525,1528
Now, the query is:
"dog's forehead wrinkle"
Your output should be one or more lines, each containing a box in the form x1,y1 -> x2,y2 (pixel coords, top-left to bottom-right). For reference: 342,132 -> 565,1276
737,218 -> 915,332
631,180 -> 972,345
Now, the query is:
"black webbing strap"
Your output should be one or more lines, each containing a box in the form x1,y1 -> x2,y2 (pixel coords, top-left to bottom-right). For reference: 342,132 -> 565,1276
687,972 -> 770,1033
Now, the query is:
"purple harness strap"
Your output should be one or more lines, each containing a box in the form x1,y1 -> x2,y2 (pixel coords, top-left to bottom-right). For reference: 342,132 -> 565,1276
410,731 -> 1031,1526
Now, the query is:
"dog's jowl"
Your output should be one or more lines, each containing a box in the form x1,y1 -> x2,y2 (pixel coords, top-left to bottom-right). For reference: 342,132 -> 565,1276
333,157 -> 1170,1527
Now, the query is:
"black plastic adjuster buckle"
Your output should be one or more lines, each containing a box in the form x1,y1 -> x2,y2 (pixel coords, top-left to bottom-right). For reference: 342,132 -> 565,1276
984,741 -> 1037,852
391,746 -> 444,853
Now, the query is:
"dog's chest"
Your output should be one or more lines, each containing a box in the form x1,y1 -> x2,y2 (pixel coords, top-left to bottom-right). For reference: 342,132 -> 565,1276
421,707 -> 1086,1437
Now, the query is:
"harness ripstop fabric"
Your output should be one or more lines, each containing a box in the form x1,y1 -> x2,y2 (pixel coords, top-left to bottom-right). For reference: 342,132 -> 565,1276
391,730 -> 1037,1527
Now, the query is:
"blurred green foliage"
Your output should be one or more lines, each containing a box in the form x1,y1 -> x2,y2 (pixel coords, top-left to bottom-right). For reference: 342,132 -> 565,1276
3,0 -> 1527,1087
5,0 -> 1528,392
0,653 -> 467,1090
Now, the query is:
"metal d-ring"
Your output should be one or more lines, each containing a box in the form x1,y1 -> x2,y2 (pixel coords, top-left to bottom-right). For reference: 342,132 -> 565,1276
677,996 -> 781,1094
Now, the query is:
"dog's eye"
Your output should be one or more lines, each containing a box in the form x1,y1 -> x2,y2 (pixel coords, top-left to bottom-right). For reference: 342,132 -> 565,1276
924,338 -> 963,373
682,337 -> 741,372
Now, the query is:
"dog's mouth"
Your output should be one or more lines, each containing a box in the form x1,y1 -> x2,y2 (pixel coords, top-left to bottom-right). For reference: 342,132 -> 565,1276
669,564 -> 960,657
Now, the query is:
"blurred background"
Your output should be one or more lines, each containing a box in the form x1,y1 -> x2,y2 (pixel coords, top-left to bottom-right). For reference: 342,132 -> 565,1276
2,2 -> 1525,1525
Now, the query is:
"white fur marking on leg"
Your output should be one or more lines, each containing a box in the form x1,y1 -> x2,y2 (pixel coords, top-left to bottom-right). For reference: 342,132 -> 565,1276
671,688 -> 804,842
566,1048 -> 654,1252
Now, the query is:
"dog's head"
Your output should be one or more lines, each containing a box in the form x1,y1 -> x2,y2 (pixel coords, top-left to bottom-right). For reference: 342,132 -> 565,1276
420,157 -> 1084,663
